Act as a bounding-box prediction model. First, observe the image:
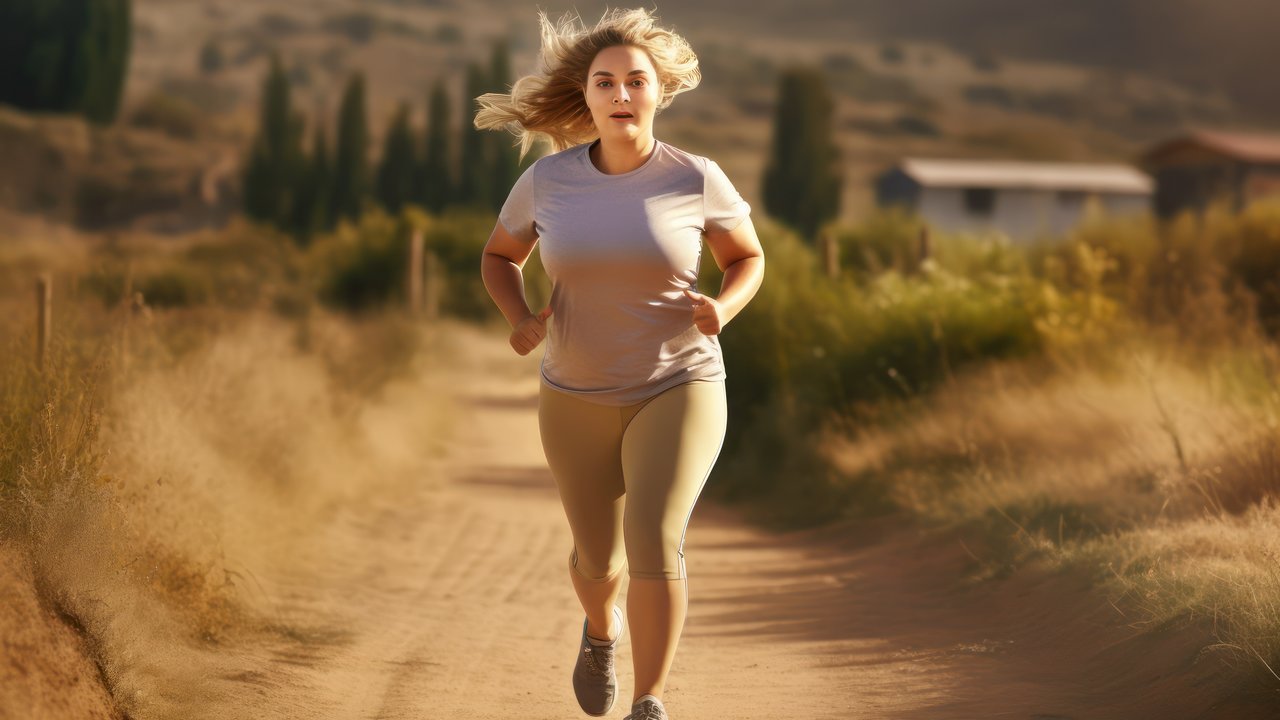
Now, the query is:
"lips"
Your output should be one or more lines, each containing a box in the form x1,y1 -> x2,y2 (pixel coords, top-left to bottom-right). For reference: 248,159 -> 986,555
610,112 -> 633,119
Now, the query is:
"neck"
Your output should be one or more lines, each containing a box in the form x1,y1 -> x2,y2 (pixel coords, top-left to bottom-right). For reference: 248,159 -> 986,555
590,133 -> 657,175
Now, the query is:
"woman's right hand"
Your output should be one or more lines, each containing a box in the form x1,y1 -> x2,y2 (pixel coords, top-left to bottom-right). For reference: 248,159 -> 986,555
510,306 -> 553,355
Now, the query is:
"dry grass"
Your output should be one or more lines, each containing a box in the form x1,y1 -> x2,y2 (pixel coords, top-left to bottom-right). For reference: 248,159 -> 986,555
1,254 -> 463,716
819,328 -> 1280,677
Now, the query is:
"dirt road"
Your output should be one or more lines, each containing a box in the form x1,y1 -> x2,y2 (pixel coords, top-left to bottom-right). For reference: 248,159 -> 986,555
184,321 -> 1272,720
19,321 -> 1267,720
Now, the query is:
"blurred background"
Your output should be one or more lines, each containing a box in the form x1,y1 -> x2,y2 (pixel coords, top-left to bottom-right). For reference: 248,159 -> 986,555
4,1 -> 1280,718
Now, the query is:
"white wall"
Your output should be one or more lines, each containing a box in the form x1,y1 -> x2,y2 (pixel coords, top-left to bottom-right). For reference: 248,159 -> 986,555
916,188 -> 1150,241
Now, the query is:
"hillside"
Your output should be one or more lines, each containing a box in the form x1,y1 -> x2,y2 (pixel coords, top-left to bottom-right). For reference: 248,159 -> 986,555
2,0 -> 1273,232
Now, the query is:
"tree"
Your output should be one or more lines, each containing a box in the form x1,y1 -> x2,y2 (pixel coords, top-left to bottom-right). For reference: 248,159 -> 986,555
417,78 -> 453,213
331,72 -> 370,223
486,39 -> 521,211
243,53 -> 304,228
199,38 -> 225,74
0,0 -> 132,125
289,121 -> 331,242
762,66 -> 843,242
456,62 -> 492,210
376,101 -> 417,213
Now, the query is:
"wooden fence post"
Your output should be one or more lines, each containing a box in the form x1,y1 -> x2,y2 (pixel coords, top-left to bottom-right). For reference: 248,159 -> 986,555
917,226 -> 932,270
35,274 -> 51,371
822,230 -> 839,280
407,229 -> 424,317
424,251 -> 440,321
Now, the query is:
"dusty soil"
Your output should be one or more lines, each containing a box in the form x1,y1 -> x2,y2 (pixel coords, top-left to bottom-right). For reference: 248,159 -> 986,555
0,546 -> 123,720
3,321 -> 1277,719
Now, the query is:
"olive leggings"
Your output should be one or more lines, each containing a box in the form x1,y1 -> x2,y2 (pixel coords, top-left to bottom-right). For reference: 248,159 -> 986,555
538,378 -> 728,581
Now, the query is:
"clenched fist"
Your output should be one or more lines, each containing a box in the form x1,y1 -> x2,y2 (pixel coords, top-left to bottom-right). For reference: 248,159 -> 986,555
683,288 -> 725,336
510,305 -> 552,355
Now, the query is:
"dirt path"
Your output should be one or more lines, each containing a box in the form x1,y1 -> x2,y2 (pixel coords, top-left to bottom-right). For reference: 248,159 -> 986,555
89,323 -> 1275,719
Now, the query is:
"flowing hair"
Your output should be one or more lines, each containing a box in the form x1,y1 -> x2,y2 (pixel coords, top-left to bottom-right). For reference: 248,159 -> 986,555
474,7 -> 701,161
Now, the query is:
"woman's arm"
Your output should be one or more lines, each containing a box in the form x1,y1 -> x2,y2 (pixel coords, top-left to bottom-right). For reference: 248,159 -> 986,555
685,216 -> 765,334
481,221 -> 552,355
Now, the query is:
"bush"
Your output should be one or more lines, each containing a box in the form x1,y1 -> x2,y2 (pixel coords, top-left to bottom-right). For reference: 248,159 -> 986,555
199,40 -> 224,74
709,219 -> 1140,511
1224,200 -> 1280,337
129,91 -> 201,139
322,12 -> 378,44
305,204 -> 549,322
136,269 -> 210,308
310,209 -> 410,312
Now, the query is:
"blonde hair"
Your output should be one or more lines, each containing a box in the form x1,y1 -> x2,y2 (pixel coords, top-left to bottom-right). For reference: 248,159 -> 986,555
474,7 -> 701,161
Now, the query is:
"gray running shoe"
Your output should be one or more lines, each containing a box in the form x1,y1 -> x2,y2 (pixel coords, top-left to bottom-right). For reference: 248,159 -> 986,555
572,605 -> 624,716
623,695 -> 668,720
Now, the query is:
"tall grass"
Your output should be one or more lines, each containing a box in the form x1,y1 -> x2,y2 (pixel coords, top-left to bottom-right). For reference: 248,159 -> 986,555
0,221 -> 465,717
711,202 -> 1280,685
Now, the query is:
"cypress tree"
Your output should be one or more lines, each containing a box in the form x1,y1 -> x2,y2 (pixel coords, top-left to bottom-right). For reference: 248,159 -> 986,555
289,121 -> 331,243
417,78 -> 453,213
456,62 -> 491,210
311,122 -> 333,232
0,0 -> 131,125
332,72 -> 370,223
80,0 -> 131,124
376,101 -> 417,213
243,53 -> 304,228
762,66 -> 843,242
486,39 -> 521,211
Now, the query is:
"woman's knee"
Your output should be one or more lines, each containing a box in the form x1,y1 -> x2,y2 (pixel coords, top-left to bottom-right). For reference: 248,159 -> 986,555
623,523 -> 687,580
568,545 -> 626,583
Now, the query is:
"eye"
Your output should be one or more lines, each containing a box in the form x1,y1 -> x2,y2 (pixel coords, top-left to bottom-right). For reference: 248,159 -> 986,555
630,79 -> 645,87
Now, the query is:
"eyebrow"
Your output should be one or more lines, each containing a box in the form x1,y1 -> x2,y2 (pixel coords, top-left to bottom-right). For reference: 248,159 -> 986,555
591,70 -> 649,77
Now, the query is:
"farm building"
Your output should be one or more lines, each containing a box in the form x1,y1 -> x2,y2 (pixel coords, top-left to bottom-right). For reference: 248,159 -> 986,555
1140,130 -> 1280,218
874,158 -> 1152,241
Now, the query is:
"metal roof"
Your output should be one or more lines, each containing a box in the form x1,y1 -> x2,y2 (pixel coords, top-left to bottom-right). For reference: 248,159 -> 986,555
894,158 -> 1153,194
1141,129 -> 1280,165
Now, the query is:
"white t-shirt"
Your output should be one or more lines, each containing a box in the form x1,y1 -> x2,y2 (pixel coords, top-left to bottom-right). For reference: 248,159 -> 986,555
498,138 -> 752,406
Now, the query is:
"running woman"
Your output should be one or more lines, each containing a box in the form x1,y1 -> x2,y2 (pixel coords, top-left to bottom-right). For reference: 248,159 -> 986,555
476,8 -> 765,719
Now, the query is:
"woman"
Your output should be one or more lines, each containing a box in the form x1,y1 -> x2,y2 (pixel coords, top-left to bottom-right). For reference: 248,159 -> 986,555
476,8 -> 764,720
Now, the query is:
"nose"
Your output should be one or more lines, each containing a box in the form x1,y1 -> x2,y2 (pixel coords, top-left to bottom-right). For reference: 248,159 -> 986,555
613,84 -> 630,104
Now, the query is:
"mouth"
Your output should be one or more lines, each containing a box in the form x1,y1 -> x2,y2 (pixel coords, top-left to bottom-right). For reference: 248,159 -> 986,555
609,113 -> 634,120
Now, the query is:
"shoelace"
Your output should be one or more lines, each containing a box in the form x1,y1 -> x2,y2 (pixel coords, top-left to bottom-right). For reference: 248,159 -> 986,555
627,699 -> 666,720
582,644 -> 614,676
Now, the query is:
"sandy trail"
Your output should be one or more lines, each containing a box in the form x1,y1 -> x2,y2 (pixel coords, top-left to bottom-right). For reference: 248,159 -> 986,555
172,323 -> 1269,720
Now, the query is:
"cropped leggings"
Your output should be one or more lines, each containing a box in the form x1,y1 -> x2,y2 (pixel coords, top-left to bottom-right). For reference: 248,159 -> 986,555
538,378 -> 728,581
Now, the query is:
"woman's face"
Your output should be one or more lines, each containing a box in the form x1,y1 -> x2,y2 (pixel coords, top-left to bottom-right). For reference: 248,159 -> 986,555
584,45 -> 660,142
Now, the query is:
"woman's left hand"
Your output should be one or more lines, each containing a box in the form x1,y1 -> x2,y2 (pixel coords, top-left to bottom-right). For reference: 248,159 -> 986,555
683,288 -> 725,336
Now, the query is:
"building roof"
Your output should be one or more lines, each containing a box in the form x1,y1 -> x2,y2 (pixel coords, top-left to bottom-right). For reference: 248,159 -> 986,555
892,158 -> 1153,194
1141,129 -> 1280,165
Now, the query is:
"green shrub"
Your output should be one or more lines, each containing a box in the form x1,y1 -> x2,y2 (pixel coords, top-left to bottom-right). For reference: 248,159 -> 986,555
130,91 -> 201,139
136,268 -> 210,307
310,209 -> 409,312
1224,200 -> 1280,337
718,224 -> 1049,487
305,204 -> 549,321
322,12 -> 378,44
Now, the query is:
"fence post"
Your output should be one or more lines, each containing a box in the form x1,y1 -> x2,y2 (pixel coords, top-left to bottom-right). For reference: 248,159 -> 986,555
917,226 -> 932,270
822,230 -> 840,280
424,251 -> 440,321
407,229 -> 424,317
35,274 -> 51,371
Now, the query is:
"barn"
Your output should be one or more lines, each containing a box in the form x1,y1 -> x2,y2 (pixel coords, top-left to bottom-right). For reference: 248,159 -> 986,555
1140,130 -> 1280,218
875,158 -> 1153,241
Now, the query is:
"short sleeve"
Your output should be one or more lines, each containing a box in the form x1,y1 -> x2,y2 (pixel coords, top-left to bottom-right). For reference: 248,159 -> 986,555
498,161 -> 538,242
702,158 -> 751,234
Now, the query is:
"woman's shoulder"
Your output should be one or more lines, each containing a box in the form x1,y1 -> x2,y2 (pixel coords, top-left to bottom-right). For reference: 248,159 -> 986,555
655,140 -> 711,172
